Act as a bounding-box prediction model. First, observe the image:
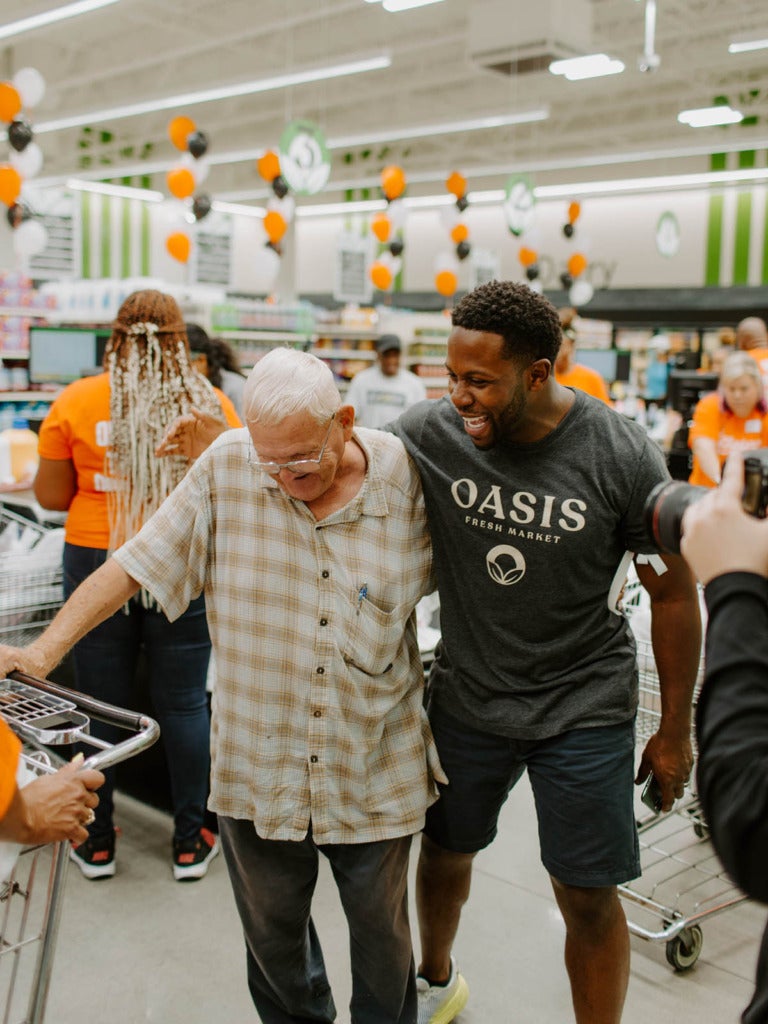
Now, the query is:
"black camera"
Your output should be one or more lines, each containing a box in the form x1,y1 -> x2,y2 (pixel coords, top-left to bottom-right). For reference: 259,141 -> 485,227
644,448 -> 768,555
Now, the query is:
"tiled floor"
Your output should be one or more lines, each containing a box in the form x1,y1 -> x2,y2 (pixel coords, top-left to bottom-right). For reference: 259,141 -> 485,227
12,772 -> 766,1024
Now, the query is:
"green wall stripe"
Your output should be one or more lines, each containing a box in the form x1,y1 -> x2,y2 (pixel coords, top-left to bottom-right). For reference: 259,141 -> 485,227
705,153 -> 727,285
763,150 -> 768,284
733,150 -> 756,285
141,201 -> 150,276
100,194 -> 111,277
121,198 -> 131,278
81,193 -> 91,279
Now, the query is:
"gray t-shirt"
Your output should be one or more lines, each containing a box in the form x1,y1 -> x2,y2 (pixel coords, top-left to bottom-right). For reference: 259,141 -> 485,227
391,390 -> 670,740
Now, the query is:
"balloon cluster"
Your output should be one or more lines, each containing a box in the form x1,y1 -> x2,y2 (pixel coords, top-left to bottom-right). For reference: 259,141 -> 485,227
256,149 -> 295,256
0,68 -> 48,259
369,165 -> 407,292
518,245 -> 542,290
559,201 -> 593,304
165,115 -> 212,263
430,170 -> 472,300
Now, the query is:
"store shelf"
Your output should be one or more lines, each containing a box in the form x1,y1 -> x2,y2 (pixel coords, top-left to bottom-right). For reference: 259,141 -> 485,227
0,392 -> 57,402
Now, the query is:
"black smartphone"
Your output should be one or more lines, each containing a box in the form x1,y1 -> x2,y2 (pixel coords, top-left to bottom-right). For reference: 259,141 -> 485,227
641,773 -> 664,814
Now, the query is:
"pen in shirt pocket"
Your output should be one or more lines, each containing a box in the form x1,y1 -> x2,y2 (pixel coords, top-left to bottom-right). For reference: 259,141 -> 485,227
356,583 -> 368,615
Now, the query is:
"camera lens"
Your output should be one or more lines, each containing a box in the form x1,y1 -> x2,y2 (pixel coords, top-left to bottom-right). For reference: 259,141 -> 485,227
643,480 -> 709,554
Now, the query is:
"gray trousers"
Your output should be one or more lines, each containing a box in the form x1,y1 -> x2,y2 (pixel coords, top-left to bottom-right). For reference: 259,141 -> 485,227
218,817 -> 417,1024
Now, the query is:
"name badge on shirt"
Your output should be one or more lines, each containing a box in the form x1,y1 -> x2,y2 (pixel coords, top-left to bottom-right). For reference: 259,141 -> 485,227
745,419 -> 762,434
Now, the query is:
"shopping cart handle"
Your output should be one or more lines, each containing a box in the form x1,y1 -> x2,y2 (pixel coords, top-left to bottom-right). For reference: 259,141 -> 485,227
7,670 -> 160,772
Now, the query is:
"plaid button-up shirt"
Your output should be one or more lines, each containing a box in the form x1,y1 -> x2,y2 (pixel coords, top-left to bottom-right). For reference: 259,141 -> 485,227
114,426 -> 444,844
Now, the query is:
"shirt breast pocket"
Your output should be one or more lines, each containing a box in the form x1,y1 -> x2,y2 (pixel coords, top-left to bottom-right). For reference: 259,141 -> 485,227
342,597 -> 409,677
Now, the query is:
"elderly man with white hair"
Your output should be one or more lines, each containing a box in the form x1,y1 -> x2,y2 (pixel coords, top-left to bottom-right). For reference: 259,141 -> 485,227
0,348 -> 442,1024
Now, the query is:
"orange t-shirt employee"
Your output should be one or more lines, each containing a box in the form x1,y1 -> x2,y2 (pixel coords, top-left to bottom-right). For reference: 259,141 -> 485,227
554,324 -> 611,405
688,352 -> 768,487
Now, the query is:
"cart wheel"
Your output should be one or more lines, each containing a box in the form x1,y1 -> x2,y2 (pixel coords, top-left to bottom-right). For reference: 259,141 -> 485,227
693,821 -> 709,839
665,925 -> 703,971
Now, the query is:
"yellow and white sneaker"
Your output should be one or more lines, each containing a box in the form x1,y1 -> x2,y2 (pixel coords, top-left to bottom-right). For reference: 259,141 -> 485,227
416,957 -> 469,1024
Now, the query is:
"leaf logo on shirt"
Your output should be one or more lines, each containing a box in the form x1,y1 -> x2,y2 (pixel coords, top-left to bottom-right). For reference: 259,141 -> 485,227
486,545 -> 526,586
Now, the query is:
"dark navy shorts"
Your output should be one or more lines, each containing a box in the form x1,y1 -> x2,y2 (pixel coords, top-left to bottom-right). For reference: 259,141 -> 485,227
424,703 -> 640,888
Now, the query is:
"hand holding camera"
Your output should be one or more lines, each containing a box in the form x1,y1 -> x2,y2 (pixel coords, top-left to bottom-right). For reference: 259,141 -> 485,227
678,453 -> 768,584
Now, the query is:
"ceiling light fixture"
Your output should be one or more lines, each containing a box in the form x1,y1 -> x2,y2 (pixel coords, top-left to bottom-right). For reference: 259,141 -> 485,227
0,0 -> 120,42
211,200 -> 266,218
382,0 -> 446,11
549,53 -> 625,80
65,178 -> 164,202
329,108 -> 549,148
728,36 -> 768,54
32,54 -> 392,135
677,105 -> 743,128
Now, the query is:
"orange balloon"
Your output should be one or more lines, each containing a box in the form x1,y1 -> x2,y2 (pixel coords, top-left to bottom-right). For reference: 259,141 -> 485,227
568,201 -> 581,224
263,209 -> 288,244
166,231 -> 191,263
381,165 -> 406,201
371,214 -> 391,243
370,262 -> 393,291
0,83 -> 22,124
167,167 -> 196,200
518,246 -> 538,268
567,252 -> 588,277
450,223 -> 469,245
168,115 -> 196,152
257,150 -> 281,182
446,171 -> 467,199
435,270 -> 458,297
0,165 -> 22,207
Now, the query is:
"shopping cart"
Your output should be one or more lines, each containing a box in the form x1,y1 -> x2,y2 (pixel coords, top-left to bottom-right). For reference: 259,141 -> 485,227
0,672 -> 160,1023
0,508 -> 64,649
618,629 -> 749,971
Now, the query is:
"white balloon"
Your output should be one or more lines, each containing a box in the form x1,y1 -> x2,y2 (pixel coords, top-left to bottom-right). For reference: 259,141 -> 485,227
434,250 -> 459,275
527,278 -> 544,294
10,142 -> 43,179
389,256 -> 403,278
387,199 -> 407,229
12,67 -> 46,108
252,244 -> 281,290
267,194 -> 295,223
439,204 -> 460,230
569,280 -> 595,306
180,151 -> 210,184
13,219 -> 48,257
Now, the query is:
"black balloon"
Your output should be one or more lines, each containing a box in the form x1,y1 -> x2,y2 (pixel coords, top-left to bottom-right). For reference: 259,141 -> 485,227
266,240 -> 282,257
192,194 -> 212,221
525,264 -> 539,281
456,241 -> 471,261
187,130 -> 209,159
563,222 -> 575,238
455,195 -> 469,213
389,239 -> 404,257
560,271 -> 573,290
8,118 -> 33,153
6,201 -> 32,228
272,175 -> 289,199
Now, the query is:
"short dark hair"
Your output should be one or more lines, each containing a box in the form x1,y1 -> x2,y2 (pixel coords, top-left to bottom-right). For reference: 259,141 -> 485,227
451,280 -> 562,365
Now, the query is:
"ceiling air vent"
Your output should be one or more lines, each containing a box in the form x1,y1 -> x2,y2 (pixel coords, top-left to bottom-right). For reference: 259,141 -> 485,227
469,0 -> 593,76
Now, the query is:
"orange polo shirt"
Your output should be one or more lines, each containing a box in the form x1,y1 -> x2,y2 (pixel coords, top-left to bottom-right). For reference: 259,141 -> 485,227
688,391 -> 768,486
556,363 -> 612,405
747,347 -> 768,395
0,720 -> 21,820
38,373 -> 241,549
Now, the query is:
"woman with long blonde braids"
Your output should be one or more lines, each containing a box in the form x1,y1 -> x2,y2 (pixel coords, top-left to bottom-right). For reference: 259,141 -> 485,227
34,289 -> 241,881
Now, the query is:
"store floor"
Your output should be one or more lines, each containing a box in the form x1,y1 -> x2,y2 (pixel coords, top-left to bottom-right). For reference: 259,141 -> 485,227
44,772 -> 765,1024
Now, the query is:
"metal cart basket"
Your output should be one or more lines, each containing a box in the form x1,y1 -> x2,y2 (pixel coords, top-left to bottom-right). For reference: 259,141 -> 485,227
0,508 -> 64,650
1,672 -> 160,1023
618,633 -> 749,971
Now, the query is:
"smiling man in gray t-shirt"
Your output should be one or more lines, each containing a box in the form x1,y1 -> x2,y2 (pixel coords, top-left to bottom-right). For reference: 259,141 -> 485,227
390,280 -> 702,1024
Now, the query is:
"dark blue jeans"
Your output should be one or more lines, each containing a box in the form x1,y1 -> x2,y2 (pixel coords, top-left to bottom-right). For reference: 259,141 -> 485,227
219,818 -> 417,1024
64,542 -> 212,844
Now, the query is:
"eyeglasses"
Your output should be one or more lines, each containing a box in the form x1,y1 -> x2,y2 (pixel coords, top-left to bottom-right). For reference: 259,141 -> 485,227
248,413 -> 337,475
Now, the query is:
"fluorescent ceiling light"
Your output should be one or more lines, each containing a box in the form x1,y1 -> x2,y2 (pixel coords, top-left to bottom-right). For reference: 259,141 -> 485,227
678,105 -> 743,127
0,0 -> 120,42
549,53 -> 625,80
382,0 -> 446,10
33,54 -> 391,135
728,36 -> 768,53
211,200 -> 266,218
329,109 -> 549,149
66,178 -> 164,201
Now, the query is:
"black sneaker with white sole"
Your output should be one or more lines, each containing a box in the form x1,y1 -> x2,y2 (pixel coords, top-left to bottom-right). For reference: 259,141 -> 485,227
172,827 -> 220,881
69,833 -> 116,880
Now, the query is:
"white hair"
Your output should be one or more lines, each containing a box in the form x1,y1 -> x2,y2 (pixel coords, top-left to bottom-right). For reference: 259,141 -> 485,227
243,348 -> 341,426
720,351 -> 763,388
